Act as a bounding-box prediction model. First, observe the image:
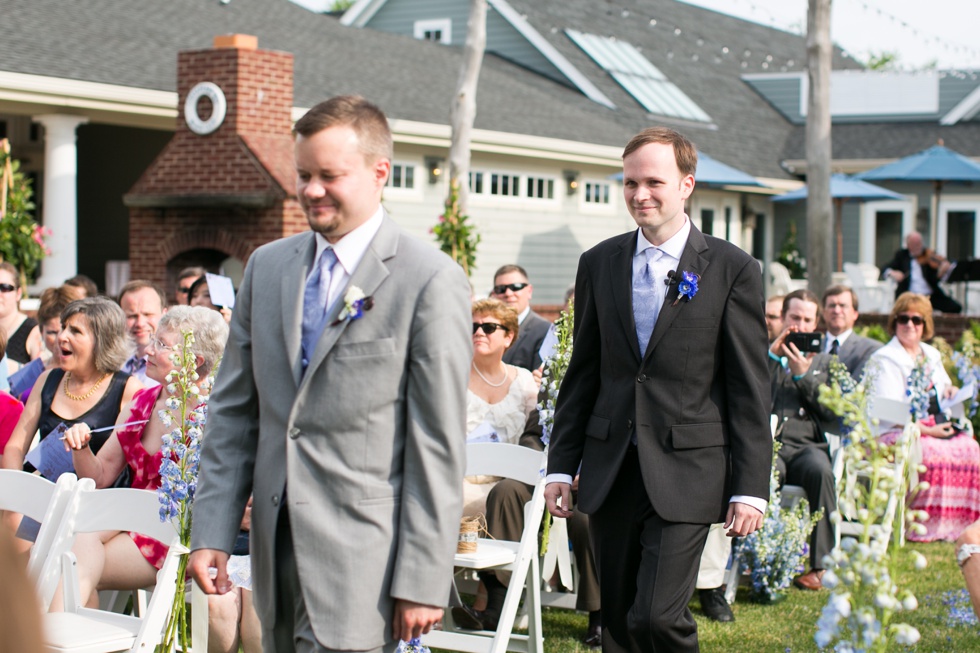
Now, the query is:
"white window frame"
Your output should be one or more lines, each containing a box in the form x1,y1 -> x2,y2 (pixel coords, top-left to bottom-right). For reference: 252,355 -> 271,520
525,175 -> 556,200
386,162 -> 417,191
860,199 -> 914,264
468,169 -> 561,205
383,161 -> 423,200
414,18 -> 452,44
938,196 -> 980,259
581,180 -> 613,206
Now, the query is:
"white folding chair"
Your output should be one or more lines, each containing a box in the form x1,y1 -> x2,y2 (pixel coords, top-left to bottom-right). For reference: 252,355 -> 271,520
42,486 -> 187,653
424,443 -> 546,653
0,470 -> 81,612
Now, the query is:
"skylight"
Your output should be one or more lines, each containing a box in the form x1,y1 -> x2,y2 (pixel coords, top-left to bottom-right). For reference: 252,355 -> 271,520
566,29 -> 711,123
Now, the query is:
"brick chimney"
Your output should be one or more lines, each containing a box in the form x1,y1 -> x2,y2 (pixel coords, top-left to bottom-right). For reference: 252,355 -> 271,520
124,36 -> 306,292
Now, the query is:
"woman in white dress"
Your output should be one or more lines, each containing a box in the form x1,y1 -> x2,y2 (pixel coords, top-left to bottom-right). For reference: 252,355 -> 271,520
462,298 -> 538,517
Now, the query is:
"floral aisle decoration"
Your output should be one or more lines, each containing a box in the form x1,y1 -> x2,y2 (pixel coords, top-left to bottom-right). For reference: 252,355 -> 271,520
431,178 -> 480,277
734,441 -> 823,603
0,138 -> 50,288
537,299 -> 573,555
814,360 -> 927,651
156,329 -> 217,652
905,356 -> 932,422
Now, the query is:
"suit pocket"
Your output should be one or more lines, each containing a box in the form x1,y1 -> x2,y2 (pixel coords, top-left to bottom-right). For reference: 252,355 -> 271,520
670,423 -> 728,449
334,337 -> 396,359
585,414 -> 610,441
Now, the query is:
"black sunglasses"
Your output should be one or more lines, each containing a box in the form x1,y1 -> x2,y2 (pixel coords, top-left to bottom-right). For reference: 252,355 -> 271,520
177,286 -> 193,294
491,283 -> 528,295
0,283 -> 16,293
473,322 -> 509,336
896,314 -> 924,326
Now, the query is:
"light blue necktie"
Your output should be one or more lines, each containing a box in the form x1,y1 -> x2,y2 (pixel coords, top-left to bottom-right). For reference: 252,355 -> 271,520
301,247 -> 337,367
633,248 -> 663,358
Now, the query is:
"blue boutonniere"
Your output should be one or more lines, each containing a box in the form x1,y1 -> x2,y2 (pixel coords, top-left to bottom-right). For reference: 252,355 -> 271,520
331,286 -> 374,326
671,270 -> 700,306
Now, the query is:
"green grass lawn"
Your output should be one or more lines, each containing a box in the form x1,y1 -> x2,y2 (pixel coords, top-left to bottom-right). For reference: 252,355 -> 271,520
522,541 -> 979,652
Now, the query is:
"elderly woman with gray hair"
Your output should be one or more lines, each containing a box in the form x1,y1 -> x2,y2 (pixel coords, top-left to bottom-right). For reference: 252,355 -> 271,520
53,306 -> 228,610
1,297 -> 142,473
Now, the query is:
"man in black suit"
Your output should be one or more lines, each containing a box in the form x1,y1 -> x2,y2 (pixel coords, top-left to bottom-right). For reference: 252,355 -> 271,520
821,285 -> 882,380
491,265 -> 552,371
769,290 -> 839,592
545,127 -> 772,653
882,231 -> 961,313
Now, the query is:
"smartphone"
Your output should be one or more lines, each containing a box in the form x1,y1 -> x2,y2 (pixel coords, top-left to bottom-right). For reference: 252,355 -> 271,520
785,332 -> 824,353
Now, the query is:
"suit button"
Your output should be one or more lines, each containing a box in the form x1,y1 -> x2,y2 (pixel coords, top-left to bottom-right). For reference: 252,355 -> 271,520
271,495 -> 279,506
627,419 -> 633,429
636,374 -> 648,383
289,427 -> 300,439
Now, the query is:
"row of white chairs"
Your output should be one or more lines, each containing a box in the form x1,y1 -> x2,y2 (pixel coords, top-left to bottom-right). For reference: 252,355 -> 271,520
0,470 -> 186,652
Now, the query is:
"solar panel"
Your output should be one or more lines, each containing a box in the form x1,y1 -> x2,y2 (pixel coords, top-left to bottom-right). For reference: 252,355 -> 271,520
567,29 -> 711,123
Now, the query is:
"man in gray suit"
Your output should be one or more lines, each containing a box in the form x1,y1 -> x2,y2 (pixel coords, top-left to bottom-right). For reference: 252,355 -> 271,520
189,96 -> 472,653
821,285 -> 882,380
491,265 -> 552,371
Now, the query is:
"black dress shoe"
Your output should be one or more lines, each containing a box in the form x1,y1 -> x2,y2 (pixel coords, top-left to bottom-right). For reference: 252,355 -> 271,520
451,604 -> 500,631
451,604 -> 486,630
699,588 -> 735,623
583,624 -> 602,648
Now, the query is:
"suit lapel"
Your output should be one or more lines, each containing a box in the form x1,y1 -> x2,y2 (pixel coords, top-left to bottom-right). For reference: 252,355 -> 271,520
300,216 -> 397,389
609,231 -> 641,362
284,234 -> 317,388
644,225 -> 711,361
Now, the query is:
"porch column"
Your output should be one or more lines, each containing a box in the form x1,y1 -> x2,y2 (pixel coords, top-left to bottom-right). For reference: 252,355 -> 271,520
33,114 -> 88,289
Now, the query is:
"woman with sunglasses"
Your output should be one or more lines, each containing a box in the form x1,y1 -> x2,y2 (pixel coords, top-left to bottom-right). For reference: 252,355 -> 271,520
463,298 -> 538,518
867,291 -> 980,542
0,262 -> 42,375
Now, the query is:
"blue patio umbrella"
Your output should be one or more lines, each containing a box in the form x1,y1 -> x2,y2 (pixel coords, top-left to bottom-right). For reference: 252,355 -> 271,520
772,173 -> 904,271
610,152 -> 764,187
856,144 -> 980,249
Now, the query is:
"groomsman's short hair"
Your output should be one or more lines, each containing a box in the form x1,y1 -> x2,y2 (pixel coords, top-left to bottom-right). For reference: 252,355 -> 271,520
622,127 -> 698,178
293,95 -> 393,164
781,289 -> 821,319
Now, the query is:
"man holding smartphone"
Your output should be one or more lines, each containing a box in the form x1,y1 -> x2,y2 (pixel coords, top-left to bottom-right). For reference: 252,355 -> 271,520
769,289 -> 839,591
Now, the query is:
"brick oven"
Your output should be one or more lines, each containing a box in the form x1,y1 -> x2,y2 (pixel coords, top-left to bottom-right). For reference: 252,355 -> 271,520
124,34 -> 305,296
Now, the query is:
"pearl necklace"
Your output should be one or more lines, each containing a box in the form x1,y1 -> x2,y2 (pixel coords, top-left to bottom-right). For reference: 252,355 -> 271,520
472,361 -> 508,388
64,371 -> 111,401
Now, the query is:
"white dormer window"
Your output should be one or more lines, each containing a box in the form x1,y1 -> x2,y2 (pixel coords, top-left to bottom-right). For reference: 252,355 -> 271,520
414,19 -> 452,44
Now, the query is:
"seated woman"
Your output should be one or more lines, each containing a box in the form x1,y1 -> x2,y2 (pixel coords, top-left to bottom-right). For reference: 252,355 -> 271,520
866,292 -> 980,542
1,297 -> 140,474
462,299 -> 538,517
0,329 -> 25,456
0,262 -> 42,376
55,306 -> 228,609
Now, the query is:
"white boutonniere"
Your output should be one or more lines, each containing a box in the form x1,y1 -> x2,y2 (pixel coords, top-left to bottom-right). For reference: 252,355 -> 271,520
331,286 -> 374,326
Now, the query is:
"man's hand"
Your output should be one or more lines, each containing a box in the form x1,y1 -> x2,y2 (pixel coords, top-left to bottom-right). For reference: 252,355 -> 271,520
545,482 -> 573,519
888,269 -> 906,283
392,599 -> 443,641
188,549 -> 232,595
771,327 -> 813,377
724,502 -> 764,537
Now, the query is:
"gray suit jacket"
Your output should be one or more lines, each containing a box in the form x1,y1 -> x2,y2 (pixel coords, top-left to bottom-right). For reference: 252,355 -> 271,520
836,333 -> 882,380
191,216 -> 472,650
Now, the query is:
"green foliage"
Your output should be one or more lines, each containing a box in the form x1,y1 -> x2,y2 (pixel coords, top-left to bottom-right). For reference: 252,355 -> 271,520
864,51 -> 899,71
854,323 -> 890,344
0,139 -> 49,287
328,0 -> 355,11
777,220 -> 806,278
432,178 -> 480,277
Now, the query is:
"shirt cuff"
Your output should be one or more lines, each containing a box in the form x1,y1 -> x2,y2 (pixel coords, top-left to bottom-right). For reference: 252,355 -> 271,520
545,473 -> 574,486
730,495 -> 767,514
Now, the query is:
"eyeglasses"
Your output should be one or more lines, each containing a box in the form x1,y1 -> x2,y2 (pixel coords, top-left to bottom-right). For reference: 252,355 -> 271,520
473,322 -> 509,336
491,283 -> 528,295
0,283 -> 16,293
149,336 -> 175,351
896,314 -> 924,326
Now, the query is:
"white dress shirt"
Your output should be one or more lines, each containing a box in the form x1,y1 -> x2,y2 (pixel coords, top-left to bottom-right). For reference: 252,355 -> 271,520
308,206 -> 385,310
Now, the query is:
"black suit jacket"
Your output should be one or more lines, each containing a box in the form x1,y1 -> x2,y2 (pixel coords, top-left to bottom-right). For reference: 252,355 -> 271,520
883,248 -> 947,298
548,225 -> 772,523
502,309 -> 552,371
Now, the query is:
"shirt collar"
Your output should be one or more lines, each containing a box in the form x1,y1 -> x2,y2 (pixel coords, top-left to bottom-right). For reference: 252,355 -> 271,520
634,216 -> 691,262
312,206 -> 385,277
517,306 -> 531,324
826,328 -> 853,346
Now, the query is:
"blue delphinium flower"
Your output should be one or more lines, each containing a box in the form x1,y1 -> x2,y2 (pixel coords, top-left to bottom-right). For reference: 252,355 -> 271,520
905,360 -> 932,421
395,638 -> 430,653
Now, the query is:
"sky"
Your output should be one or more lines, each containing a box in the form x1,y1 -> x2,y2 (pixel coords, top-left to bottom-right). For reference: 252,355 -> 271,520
680,0 -> 980,70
